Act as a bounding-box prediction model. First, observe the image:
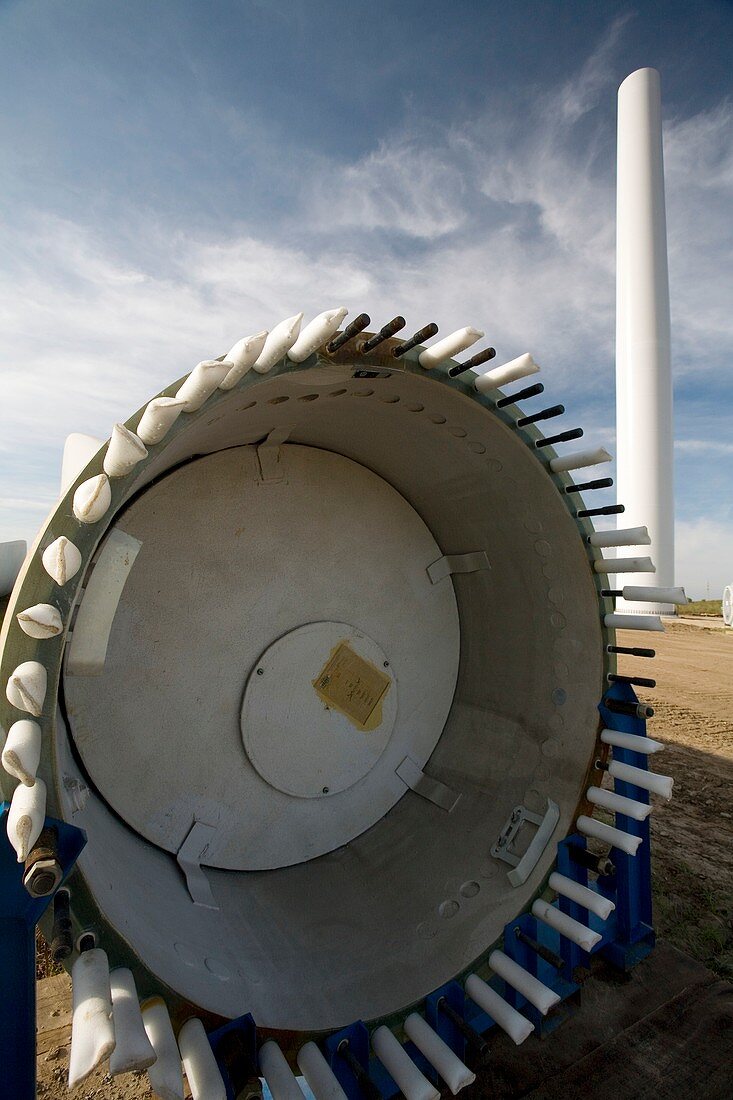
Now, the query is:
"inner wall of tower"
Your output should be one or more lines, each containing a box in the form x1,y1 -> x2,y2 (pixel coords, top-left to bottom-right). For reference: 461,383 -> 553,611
55,362 -> 603,1030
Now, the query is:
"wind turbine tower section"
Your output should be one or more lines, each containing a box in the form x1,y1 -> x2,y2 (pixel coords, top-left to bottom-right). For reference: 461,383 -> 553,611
615,67 -> 675,614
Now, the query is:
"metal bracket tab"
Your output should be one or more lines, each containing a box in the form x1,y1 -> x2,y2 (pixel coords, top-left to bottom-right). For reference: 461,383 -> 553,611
176,821 -> 219,909
396,755 -> 460,812
256,426 -> 291,483
427,551 -> 490,585
492,798 -> 560,887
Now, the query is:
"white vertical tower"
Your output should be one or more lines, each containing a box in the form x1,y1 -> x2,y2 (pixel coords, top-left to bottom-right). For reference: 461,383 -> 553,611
616,67 -> 675,614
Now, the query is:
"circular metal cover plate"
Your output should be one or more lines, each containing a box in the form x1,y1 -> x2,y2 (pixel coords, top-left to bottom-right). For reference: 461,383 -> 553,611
241,623 -> 397,799
64,444 -> 460,869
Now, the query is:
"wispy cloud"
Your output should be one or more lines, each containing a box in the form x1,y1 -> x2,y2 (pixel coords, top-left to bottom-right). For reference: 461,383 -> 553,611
676,439 -> 733,455
1,16 -> 731,599
558,13 -> 634,123
663,101 -> 733,371
306,137 -> 469,239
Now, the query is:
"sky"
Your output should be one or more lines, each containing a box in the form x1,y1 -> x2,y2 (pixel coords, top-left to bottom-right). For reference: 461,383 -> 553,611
0,0 -> 731,598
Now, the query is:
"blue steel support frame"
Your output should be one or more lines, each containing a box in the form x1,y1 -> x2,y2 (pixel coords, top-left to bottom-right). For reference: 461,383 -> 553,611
501,911 -> 580,1035
0,805 -> 86,1100
325,1020 -> 375,1098
597,681 -> 655,967
425,979 -> 467,1059
209,1013 -> 258,1100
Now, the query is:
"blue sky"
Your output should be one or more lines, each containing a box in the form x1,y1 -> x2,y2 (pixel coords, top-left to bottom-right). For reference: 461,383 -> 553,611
1,1 -> 731,597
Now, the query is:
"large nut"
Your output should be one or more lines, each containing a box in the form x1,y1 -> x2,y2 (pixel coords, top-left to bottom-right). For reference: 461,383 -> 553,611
23,825 -> 62,898
23,856 -> 63,898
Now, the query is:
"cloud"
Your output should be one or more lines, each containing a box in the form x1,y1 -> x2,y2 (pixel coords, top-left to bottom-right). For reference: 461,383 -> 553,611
676,518 -> 733,599
664,100 -> 733,366
676,439 -> 733,456
558,13 -> 634,123
294,24 -> 733,393
1,15 -> 731,578
306,137 -> 469,239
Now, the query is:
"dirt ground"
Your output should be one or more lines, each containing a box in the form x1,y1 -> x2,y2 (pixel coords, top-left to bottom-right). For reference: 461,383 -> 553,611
616,621 -> 733,981
31,619 -> 733,1097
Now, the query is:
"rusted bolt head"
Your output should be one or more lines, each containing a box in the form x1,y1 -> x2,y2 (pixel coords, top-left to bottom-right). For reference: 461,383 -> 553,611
23,857 -> 63,898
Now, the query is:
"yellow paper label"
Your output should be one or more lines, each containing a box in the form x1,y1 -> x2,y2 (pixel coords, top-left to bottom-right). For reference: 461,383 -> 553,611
313,642 -> 391,730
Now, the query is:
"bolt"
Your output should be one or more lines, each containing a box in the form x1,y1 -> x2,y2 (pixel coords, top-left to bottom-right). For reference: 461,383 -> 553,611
51,889 -> 73,962
23,826 -> 62,898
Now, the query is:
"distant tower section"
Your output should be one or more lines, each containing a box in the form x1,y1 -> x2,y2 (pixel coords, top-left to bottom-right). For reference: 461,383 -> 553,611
616,68 -> 675,614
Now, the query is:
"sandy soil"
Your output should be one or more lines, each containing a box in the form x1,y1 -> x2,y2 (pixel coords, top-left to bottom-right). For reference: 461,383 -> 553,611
33,620 -> 733,1097
616,622 -> 733,980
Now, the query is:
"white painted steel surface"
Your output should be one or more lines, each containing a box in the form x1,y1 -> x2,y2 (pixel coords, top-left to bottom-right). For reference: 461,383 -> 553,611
616,69 -> 675,613
0,540 -> 26,596
60,433 -> 103,496
723,585 -> 733,627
